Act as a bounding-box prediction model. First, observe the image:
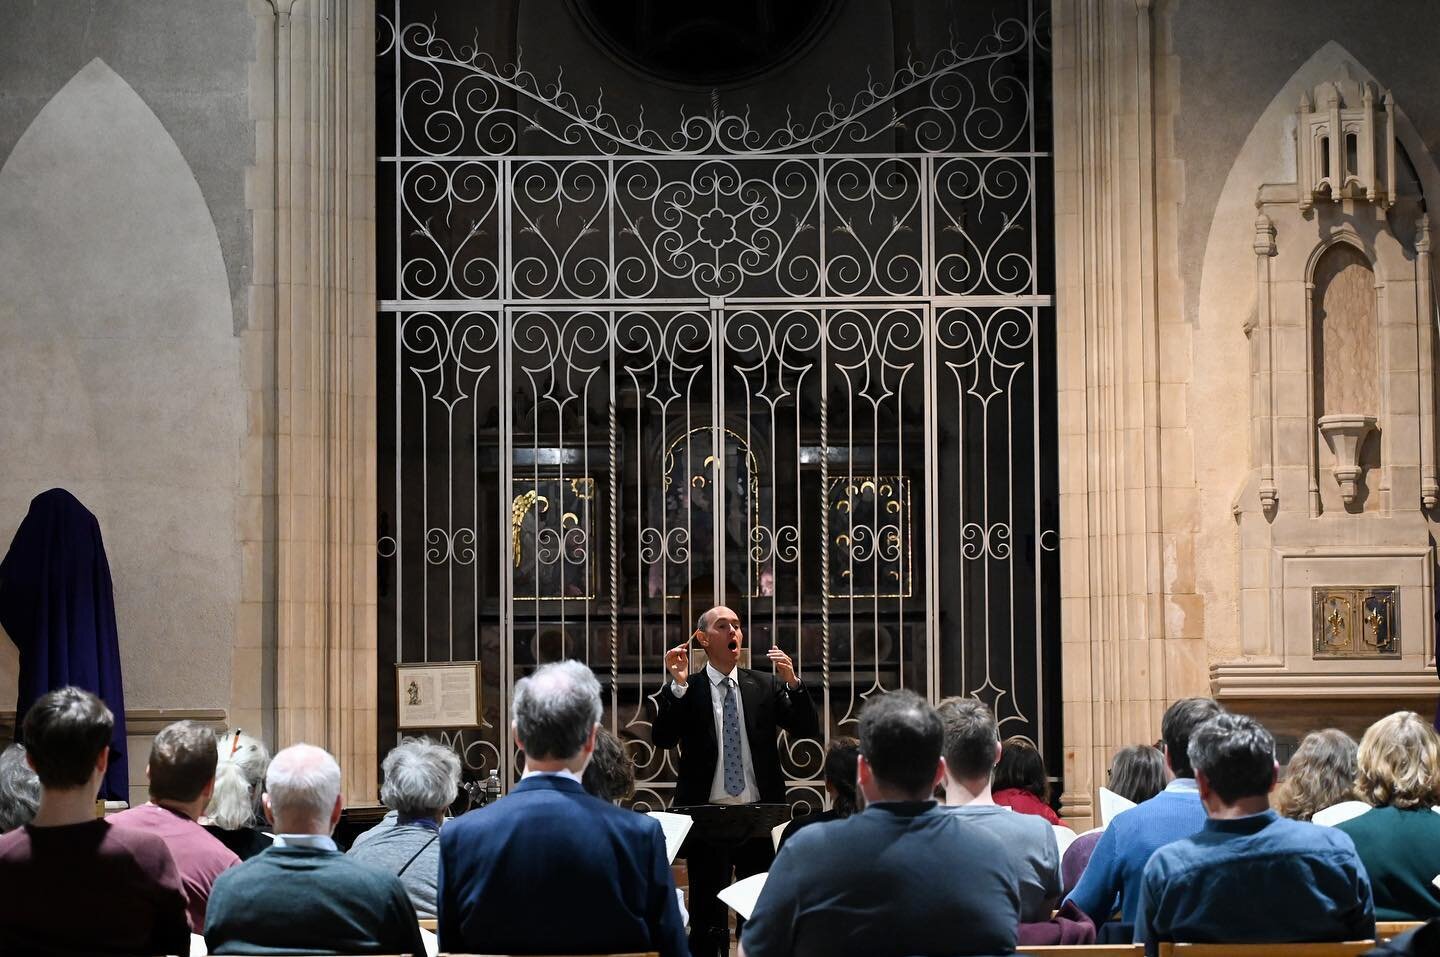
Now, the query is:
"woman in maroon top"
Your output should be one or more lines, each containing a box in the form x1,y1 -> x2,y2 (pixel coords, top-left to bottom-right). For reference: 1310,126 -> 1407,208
994,736 -> 1063,825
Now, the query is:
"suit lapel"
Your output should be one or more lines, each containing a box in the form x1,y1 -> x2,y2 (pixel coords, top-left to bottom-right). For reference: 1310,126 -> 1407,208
738,667 -> 763,745
695,669 -> 718,750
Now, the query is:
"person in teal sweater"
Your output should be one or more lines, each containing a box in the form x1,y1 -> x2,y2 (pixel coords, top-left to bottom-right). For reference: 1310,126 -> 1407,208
204,744 -> 426,956
1335,711 -> 1440,921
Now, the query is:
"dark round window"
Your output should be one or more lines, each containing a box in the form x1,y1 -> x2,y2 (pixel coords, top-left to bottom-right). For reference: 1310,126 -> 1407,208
570,0 -> 839,87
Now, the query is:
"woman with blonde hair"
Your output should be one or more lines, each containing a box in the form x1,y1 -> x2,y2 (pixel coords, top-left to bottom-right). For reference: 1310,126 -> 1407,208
1274,728 -> 1363,823
201,730 -> 273,860
1335,711 -> 1440,920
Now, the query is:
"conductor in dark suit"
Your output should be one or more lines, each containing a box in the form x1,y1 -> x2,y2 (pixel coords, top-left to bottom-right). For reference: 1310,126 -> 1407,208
438,660 -> 687,957
652,605 -> 821,957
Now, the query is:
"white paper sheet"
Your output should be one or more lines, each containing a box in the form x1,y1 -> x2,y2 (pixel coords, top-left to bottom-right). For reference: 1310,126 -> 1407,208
717,872 -> 769,921
1098,787 -> 1136,825
647,811 -> 694,864
419,927 -> 438,957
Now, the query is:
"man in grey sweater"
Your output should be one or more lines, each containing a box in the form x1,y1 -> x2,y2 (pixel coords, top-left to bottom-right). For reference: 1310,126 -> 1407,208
347,737 -> 460,918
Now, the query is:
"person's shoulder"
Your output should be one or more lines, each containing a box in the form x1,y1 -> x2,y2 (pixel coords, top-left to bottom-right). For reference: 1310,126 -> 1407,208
101,817 -> 176,861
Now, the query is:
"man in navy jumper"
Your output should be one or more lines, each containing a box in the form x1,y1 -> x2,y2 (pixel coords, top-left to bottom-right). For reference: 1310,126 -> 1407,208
1136,713 -> 1373,954
1064,697 -> 1222,935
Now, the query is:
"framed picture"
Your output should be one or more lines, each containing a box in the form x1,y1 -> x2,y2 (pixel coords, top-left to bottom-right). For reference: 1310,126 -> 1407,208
396,661 -> 482,730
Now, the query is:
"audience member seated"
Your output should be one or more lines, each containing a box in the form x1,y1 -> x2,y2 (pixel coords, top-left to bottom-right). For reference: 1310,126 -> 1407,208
994,735 -> 1064,825
0,687 -> 190,955
777,736 -> 860,851
202,731 -> 273,860
937,696 -> 1060,922
438,660 -> 687,957
1065,696 -> 1222,934
582,726 -> 637,803
740,690 -> 1019,957
0,743 -> 39,832
1275,728 -> 1362,824
346,737 -> 459,919
109,720 -> 240,929
1335,711 -> 1440,920
1136,712 -> 1374,956
204,743 -> 425,956
1062,744 -> 1166,894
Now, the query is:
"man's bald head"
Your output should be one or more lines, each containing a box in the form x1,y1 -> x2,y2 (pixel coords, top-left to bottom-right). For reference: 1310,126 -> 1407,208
264,743 -> 343,834
694,605 -> 744,671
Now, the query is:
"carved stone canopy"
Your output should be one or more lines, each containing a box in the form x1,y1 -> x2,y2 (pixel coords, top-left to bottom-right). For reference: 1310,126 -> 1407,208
1296,66 -> 1395,212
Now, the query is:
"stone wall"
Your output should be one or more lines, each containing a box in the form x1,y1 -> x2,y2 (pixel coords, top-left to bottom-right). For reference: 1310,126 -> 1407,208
0,0 -> 259,776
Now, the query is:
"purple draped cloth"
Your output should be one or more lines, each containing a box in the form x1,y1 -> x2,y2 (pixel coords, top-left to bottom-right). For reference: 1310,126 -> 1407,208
0,489 -> 128,800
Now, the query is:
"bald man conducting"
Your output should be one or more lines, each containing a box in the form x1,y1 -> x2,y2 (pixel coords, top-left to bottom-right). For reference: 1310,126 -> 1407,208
652,605 -> 820,957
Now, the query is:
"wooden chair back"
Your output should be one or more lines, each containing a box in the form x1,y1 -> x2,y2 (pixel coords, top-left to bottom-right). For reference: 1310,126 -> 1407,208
418,918 -> 438,931
1375,920 -> 1422,940
1158,943 -> 1376,956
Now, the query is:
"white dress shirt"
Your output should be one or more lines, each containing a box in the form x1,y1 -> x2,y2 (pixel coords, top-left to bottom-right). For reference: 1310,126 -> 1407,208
271,833 -> 338,851
520,766 -> 585,785
670,663 -> 759,804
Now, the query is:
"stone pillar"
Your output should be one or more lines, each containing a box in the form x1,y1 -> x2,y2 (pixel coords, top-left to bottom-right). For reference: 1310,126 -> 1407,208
1051,0 -> 1202,829
254,0 -> 378,802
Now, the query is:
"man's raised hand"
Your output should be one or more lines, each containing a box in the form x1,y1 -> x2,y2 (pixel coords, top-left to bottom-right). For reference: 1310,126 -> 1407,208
767,645 -> 798,688
665,642 -> 691,687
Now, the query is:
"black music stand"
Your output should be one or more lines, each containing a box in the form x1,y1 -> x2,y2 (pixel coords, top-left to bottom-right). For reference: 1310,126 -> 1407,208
671,802 -> 792,852
671,804 -> 792,957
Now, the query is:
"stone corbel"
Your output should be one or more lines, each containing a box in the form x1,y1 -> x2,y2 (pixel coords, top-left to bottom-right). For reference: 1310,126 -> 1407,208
1318,414 -> 1377,505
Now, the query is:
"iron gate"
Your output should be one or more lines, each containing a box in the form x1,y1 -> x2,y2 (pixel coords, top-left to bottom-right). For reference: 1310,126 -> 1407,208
378,0 -> 1058,809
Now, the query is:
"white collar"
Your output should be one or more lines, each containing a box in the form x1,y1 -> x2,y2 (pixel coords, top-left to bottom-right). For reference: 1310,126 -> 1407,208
706,662 -> 739,686
272,833 -> 338,851
520,767 -> 585,785
1165,778 -> 1200,793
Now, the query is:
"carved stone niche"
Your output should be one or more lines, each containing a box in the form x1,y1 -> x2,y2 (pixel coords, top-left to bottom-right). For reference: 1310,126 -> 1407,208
1221,72 -> 1438,707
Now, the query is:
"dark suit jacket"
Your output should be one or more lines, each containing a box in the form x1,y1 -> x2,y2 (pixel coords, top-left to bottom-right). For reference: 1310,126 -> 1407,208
651,666 -> 821,806
437,774 -> 687,957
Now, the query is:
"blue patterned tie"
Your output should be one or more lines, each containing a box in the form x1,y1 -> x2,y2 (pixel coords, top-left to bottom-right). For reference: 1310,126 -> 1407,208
722,677 -> 744,796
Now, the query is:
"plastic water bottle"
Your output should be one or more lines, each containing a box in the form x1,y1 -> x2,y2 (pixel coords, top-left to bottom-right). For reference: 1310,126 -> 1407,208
484,769 -> 502,804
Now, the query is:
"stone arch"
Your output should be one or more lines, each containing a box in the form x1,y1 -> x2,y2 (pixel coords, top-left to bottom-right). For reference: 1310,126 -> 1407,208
0,58 -> 242,712
1191,42 -> 1440,662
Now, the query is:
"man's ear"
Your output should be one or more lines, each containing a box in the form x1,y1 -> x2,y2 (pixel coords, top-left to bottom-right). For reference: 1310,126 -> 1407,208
329,793 -> 345,831
262,792 -> 275,826
95,746 -> 110,776
200,776 -> 216,804
1267,761 -> 1279,793
512,722 -> 525,755
583,722 -> 599,755
693,628 -> 708,650
856,753 -> 872,790
992,740 -> 1003,769
932,757 -> 948,794
1194,768 -> 1212,803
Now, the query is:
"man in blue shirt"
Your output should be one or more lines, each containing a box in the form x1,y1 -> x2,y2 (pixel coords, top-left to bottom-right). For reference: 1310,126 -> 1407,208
1136,713 -> 1374,955
1065,697 -> 1222,934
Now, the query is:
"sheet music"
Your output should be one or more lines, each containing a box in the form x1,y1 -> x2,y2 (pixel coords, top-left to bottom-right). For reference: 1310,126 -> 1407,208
647,811 -> 694,864
1099,787 -> 1135,825
419,928 -> 438,957
718,872 -> 769,920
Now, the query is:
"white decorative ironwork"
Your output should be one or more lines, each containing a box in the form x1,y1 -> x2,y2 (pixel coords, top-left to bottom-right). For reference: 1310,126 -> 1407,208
379,0 -> 1057,805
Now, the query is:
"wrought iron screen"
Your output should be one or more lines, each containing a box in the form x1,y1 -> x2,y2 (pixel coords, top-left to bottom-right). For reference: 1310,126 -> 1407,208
378,0 -> 1059,809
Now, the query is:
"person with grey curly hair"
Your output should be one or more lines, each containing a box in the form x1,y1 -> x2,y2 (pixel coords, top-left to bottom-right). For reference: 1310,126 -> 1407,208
346,737 -> 460,918
0,743 -> 39,832
438,659 -> 687,957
